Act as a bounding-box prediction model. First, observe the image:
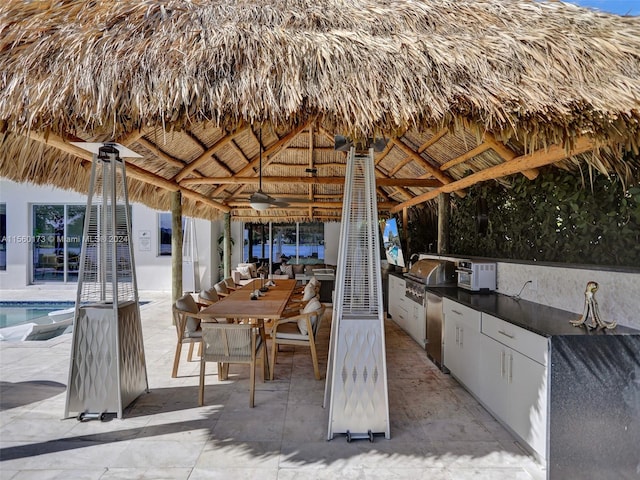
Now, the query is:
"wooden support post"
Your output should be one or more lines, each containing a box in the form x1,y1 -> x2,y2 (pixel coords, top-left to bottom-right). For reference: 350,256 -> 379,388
223,212 -> 231,279
437,193 -> 450,254
171,191 -> 183,305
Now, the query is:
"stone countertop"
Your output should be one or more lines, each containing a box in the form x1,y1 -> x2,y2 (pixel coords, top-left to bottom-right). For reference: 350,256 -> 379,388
426,286 -> 640,338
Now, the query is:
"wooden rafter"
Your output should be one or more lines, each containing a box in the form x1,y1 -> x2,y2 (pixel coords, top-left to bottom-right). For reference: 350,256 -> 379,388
390,137 -> 595,213
439,142 -> 492,171
174,124 -> 247,182
390,137 -> 465,197
418,128 -> 448,153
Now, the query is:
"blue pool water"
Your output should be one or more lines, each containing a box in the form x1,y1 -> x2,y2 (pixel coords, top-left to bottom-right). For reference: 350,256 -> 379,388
0,301 -> 76,329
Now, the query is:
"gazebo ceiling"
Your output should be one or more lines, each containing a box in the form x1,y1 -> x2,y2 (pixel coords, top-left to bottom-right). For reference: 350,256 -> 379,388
1,0 -> 639,222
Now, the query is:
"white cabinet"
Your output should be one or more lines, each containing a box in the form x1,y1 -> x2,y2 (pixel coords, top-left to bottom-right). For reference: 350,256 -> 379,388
442,298 -> 482,393
388,275 -> 426,348
480,313 -> 548,460
408,301 -> 426,348
387,275 -> 406,321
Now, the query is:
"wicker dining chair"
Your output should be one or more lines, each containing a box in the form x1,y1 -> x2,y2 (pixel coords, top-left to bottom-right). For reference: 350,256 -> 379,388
199,322 -> 268,407
270,300 -> 326,380
172,294 -> 207,378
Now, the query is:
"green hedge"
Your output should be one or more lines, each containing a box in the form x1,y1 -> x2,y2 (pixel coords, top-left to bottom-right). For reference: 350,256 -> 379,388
448,169 -> 640,267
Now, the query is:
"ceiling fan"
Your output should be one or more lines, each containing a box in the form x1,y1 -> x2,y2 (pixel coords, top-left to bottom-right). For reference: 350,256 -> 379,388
249,129 -> 311,211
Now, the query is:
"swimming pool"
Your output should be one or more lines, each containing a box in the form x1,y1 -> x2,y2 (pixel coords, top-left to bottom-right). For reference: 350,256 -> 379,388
0,301 -> 76,329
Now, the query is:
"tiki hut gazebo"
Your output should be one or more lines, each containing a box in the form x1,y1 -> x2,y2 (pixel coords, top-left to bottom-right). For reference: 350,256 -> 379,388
0,0 -> 639,224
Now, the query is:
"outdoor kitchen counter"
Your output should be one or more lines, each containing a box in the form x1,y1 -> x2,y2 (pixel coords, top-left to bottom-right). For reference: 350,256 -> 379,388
426,285 -> 640,336
426,286 -> 640,480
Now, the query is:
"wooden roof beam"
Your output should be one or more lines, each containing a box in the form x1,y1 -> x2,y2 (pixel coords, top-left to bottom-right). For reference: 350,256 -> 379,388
27,131 -> 231,213
180,176 -> 442,187
390,137 -> 595,213
209,118 -> 315,198
228,201 -> 398,210
485,134 -> 539,180
390,137 -> 465,197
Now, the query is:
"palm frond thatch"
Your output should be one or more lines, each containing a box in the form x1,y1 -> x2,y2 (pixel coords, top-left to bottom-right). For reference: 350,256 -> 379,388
1,0 -> 639,221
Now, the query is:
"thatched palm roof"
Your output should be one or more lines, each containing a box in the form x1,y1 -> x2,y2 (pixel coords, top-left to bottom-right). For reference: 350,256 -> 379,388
1,0 -> 639,222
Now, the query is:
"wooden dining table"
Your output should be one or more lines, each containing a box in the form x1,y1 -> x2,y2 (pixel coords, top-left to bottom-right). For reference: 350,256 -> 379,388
199,278 -> 298,380
199,278 -> 298,321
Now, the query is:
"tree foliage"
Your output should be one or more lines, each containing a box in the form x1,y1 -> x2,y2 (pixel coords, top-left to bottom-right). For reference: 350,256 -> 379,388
447,168 -> 640,267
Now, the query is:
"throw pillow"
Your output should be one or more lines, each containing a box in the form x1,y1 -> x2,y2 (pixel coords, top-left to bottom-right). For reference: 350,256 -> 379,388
302,282 -> 316,301
293,264 -> 305,275
176,294 -> 200,335
281,264 -> 294,279
237,265 -> 252,280
298,298 -> 322,335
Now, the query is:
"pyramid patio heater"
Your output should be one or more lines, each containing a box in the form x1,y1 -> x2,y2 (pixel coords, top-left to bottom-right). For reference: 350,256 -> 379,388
324,146 -> 390,441
65,143 -> 148,421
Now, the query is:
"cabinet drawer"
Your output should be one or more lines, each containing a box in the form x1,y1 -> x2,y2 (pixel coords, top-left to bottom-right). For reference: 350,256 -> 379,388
443,298 -> 481,331
482,313 -> 547,366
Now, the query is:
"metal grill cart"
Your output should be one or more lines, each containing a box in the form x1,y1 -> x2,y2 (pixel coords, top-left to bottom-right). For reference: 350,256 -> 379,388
64,143 -> 149,420
324,147 -> 390,441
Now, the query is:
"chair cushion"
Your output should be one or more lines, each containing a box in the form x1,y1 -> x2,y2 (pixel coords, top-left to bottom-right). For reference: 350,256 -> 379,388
214,281 -> 229,294
302,283 -> 316,301
200,288 -> 219,303
276,321 -> 309,340
238,263 -> 258,278
176,294 -> 200,334
236,264 -> 253,280
176,294 -> 199,313
298,298 -> 322,335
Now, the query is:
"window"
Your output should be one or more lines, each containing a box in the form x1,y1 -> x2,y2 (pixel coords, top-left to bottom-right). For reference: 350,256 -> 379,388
158,213 -> 172,256
243,222 -> 324,265
157,213 -> 186,256
32,204 -> 85,282
0,203 -> 5,271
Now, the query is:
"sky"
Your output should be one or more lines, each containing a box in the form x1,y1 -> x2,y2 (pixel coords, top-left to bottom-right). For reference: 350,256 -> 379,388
567,0 -> 640,15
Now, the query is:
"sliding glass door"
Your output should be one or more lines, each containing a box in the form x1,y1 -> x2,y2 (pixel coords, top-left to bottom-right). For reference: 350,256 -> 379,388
32,204 -> 85,283
243,222 -> 324,265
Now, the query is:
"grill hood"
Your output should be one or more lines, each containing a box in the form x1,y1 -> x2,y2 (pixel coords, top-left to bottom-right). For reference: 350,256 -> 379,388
405,259 -> 456,285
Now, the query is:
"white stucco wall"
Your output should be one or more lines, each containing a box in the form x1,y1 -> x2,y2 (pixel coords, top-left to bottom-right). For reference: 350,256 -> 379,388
0,179 -> 219,292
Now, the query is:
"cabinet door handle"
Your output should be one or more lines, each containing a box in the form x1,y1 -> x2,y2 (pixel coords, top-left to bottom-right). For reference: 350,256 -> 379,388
455,326 -> 459,345
508,353 -> 513,384
500,350 -> 506,378
459,327 -> 464,348
451,309 -> 463,316
498,329 -> 515,339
